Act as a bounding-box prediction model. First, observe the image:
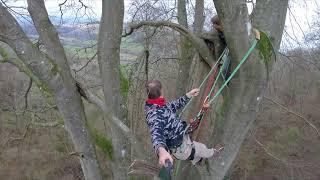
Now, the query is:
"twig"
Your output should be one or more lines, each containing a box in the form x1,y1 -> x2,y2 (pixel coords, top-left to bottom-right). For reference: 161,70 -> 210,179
24,78 -> 33,110
151,57 -> 180,64
263,96 -> 320,137
58,0 -> 68,23
253,135 -> 293,166
250,131 -> 314,168
74,52 -> 97,73
7,123 -> 31,143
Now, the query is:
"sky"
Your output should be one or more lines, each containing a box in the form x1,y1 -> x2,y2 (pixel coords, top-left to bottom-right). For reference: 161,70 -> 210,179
5,0 -> 320,49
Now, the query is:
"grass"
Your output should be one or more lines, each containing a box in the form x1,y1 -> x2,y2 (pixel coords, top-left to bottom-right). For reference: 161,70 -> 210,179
63,36 -> 143,60
120,65 -> 130,99
121,37 -> 144,52
89,126 -> 113,160
266,127 -> 301,157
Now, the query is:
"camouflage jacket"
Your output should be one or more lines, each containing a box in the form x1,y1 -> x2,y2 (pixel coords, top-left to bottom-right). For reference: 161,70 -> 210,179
145,95 -> 190,154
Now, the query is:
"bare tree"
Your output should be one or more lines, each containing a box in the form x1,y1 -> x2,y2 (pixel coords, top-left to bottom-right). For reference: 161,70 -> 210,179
0,0 -> 102,179
0,0 -> 155,179
206,1 -> 288,179
97,0 -> 130,179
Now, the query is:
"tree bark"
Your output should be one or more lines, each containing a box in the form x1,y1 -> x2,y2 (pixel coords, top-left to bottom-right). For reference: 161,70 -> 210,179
98,0 -> 128,179
0,2 -> 102,180
193,0 -> 205,35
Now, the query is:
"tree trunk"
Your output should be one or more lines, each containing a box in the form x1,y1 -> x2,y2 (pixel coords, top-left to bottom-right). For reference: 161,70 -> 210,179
98,0 -> 128,179
193,0 -> 205,35
176,0 -> 195,96
203,1 -> 289,179
0,2 -> 102,179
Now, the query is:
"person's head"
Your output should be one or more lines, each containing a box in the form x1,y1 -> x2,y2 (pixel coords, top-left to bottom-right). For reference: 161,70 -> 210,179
211,15 -> 221,25
145,79 -> 163,99
211,15 -> 223,32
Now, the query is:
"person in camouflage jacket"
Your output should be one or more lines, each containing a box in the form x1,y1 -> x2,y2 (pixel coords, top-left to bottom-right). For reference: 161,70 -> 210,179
145,79 -> 224,167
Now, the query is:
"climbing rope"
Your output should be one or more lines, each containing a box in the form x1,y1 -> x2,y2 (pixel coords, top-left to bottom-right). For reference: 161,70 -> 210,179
179,48 -> 228,116
183,39 -> 258,134
207,39 -> 258,105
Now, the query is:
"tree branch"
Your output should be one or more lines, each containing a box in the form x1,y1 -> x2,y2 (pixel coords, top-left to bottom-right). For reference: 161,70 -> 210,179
74,52 -> 97,73
123,20 -> 215,66
263,96 -> 320,137
0,45 -> 46,92
24,78 -> 32,110
27,0 -> 71,74
75,80 -> 145,158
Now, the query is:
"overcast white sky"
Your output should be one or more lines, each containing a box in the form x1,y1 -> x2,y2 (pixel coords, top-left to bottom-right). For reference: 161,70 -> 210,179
6,0 -> 320,49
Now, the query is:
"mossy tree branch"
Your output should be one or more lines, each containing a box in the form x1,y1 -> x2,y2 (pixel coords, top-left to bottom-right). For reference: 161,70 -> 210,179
0,45 -> 49,95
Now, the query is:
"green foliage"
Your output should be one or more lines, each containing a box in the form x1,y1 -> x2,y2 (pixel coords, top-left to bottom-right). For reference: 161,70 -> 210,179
0,46 -> 9,59
275,127 -> 301,146
120,66 -> 130,99
257,31 -> 276,79
54,133 -> 68,153
286,127 -> 300,142
54,142 -> 68,153
90,127 -> 113,160
246,154 -> 266,173
267,127 -> 301,156
222,173 -> 231,180
217,94 -> 230,118
48,59 -> 59,76
57,117 -> 65,126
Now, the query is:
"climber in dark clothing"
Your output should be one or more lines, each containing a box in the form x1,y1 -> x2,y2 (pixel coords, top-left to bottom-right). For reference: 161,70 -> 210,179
211,15 -> 227,47
145,79 -> 224,167
211,15 -> 231,80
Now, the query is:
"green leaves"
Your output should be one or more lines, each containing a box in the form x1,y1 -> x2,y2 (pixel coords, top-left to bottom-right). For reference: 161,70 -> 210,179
257,30 -> 276,80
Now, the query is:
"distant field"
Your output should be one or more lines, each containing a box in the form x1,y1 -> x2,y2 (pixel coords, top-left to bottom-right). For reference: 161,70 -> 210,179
63,36 -> 143,63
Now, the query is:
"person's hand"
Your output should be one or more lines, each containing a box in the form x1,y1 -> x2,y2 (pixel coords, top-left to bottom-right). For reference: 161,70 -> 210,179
158,147 -> 173,167
213,24 -> 223,32
202,96 -> 210,110
186,88 -> 200,98
213,144 -> 224,158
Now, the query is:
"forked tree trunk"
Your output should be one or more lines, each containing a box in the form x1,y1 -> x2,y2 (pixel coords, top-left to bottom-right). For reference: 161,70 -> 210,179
201,1 -> 289,179
0,2 -> 102,179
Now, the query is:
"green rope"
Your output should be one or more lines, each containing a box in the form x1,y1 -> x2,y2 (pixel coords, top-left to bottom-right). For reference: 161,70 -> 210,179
196,58 -> 226,117
208,39 -> 258,105
179,48 -> 228,116
207,58 -> 227,98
